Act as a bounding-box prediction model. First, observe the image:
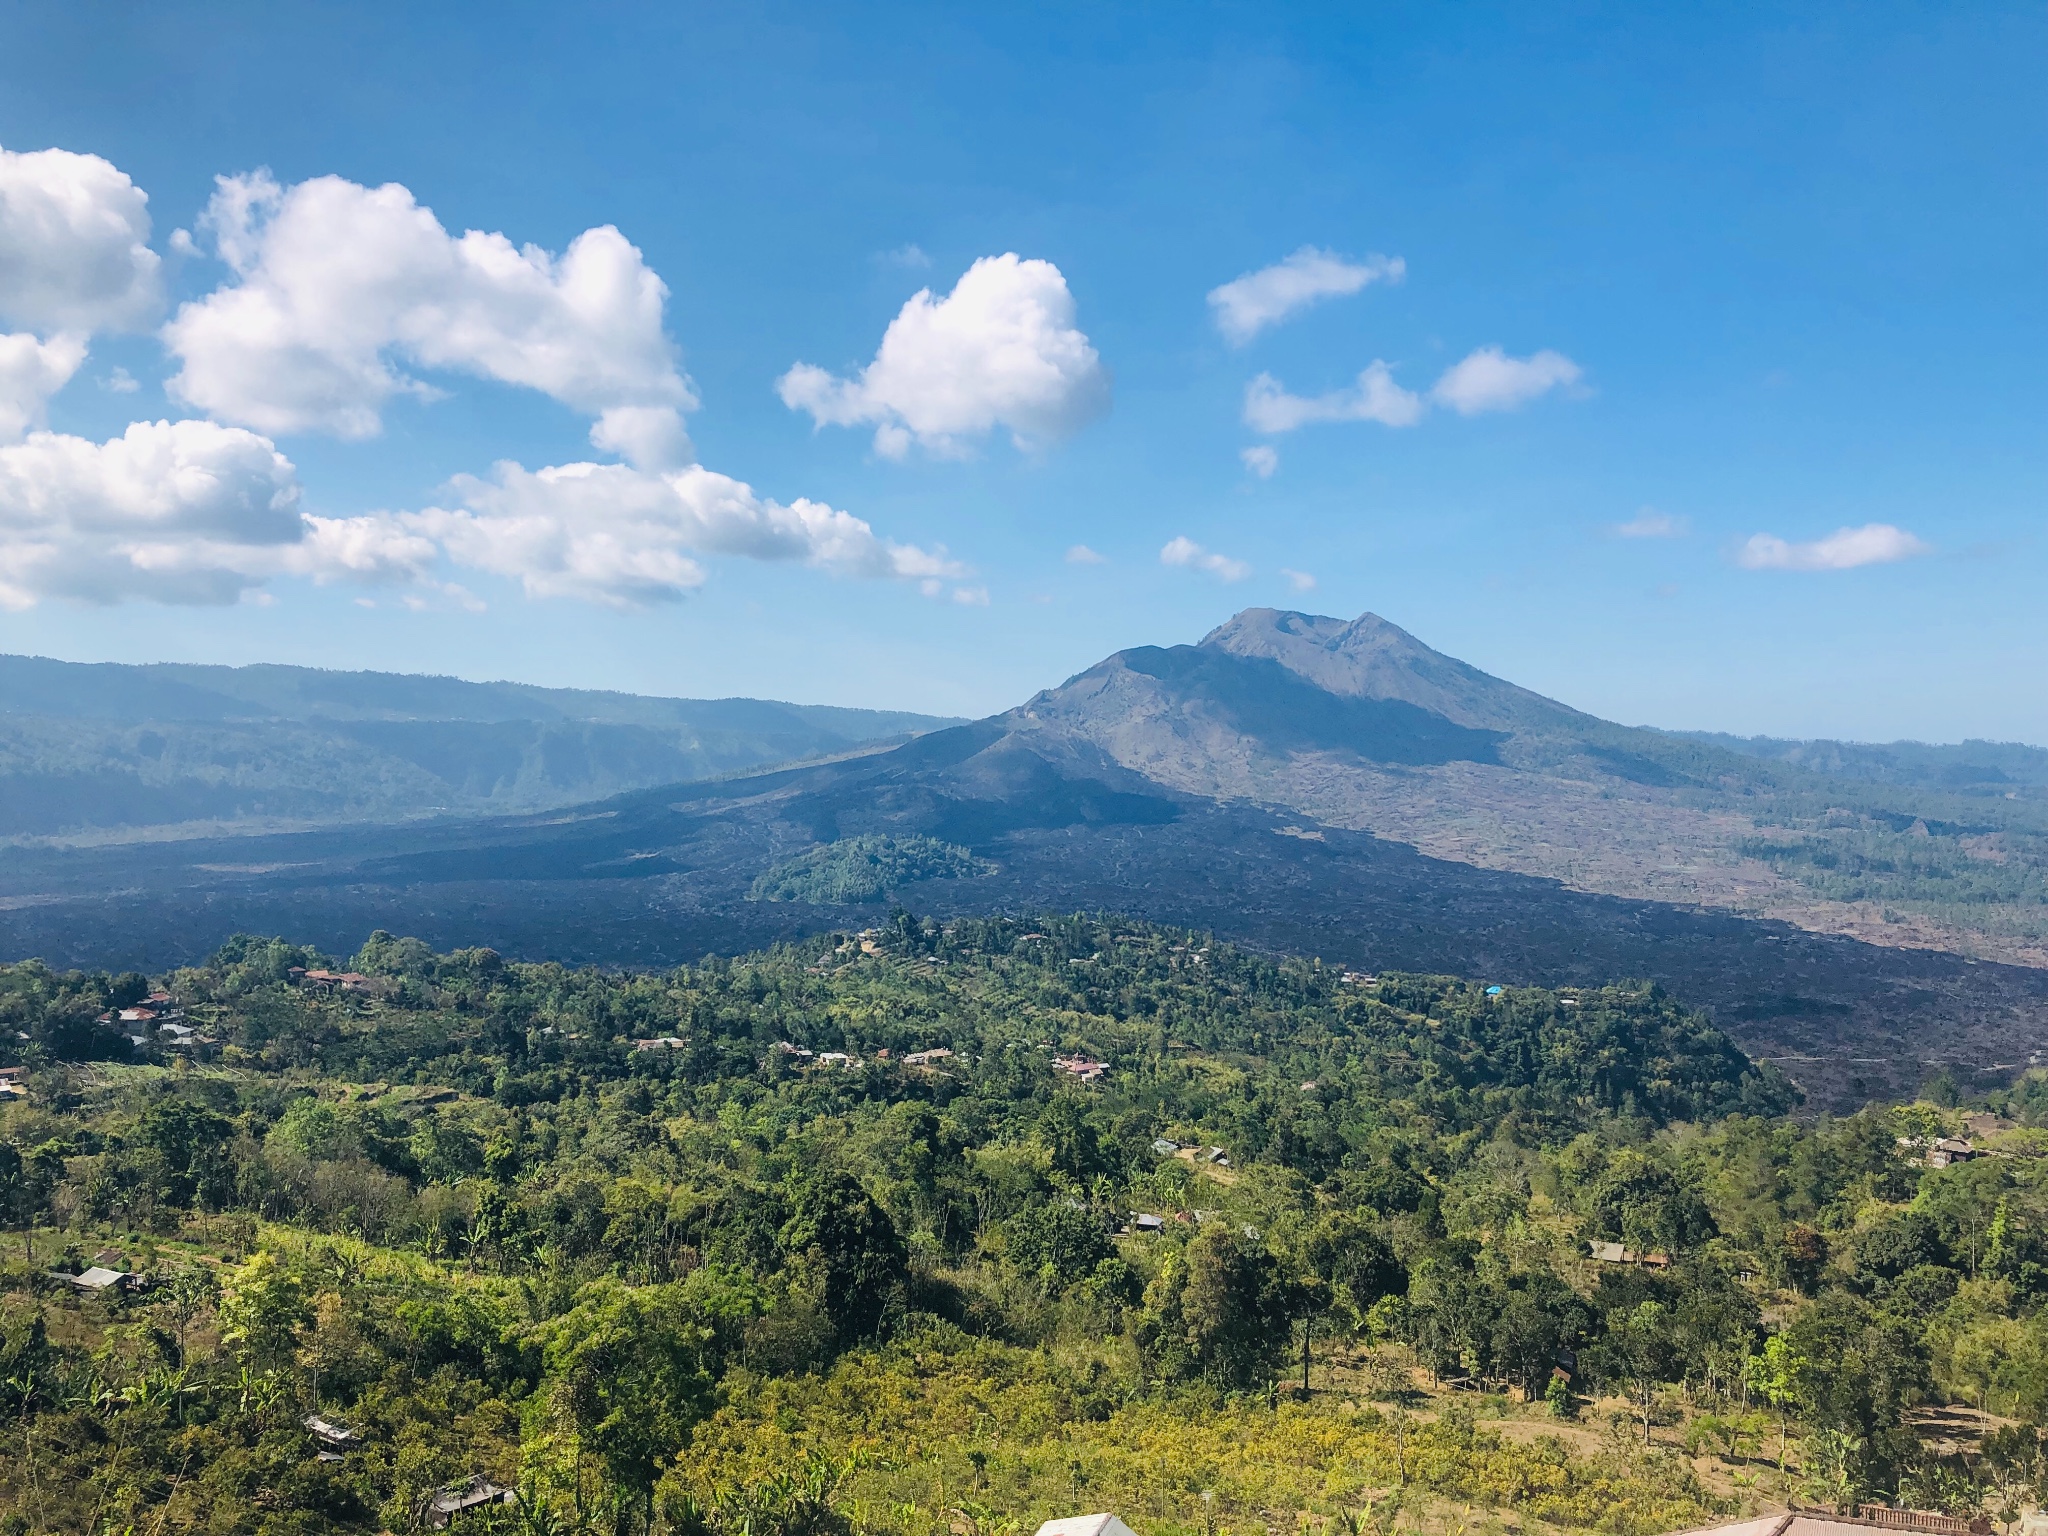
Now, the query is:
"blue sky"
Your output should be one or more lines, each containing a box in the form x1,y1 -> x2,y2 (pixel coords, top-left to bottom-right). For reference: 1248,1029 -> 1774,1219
0,1 -> 2040,741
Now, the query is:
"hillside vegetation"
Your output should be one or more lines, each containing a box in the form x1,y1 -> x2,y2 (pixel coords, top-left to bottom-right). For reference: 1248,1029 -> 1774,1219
2,917 -> 2045,1533
0,654 -> 954,837
749,836 -> 995,905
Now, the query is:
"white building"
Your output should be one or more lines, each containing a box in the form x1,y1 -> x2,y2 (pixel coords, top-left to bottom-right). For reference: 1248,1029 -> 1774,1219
1035,1517 -> 1141,1536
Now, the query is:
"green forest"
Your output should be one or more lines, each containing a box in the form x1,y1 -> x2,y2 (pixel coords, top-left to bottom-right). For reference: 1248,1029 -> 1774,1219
1,914 -> 2045,1536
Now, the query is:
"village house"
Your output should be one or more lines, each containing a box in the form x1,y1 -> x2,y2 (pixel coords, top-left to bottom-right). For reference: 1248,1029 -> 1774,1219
1035,1511 -> 1997,1536
1925,1138 -> 1979,1168
304,1414 -> 362,1454
1054,1054 -> 1108,1083
1679,1511 -> 1993,1536
1034,1515 -> 1140,1536
51,1265 -> 142,1295
1588,1241 -> 1671,1268
904,1047 -> 954,1066
423,1476 -> 516,1528
632,1036 -> 688,1051
289,968 -> 374,994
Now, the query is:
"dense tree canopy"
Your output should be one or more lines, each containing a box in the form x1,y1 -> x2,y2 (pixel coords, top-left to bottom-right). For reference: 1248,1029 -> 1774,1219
0,914 -> 2042,1534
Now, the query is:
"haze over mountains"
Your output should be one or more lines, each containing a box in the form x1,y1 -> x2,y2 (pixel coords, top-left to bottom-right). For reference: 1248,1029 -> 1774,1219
4,608 -> 2046,1106
1679,729 -> 2048,791
0,655 -> 958,837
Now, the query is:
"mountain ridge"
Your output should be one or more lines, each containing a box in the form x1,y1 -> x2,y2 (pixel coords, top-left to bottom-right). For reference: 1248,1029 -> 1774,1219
0,653 -> 963,837
0,651 -> 952,730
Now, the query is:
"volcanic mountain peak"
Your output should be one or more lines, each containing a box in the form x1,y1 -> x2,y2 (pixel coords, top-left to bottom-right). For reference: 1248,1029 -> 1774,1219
1198,608 -> 1589,732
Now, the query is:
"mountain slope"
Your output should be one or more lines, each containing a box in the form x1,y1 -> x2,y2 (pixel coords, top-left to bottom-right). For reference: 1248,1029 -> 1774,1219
0,654 -> 959,837
1002,609 -> 2048,963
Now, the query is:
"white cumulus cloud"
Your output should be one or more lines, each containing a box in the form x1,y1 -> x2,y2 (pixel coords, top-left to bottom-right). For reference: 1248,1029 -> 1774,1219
0,144 -> 162,333
0,418 -> 316,608
1430,346 -> 1581,415
408,459 -> 964,607
1736,523 -> 1930,572
289,511 -> 439,586
0,333 -> 88,441
778,253 -> 1108,459
1160,535 -> 1251,582
0,425 -> 960,610
0,144 -> 164,442
1244,363 -> 1424,434
1240,444 -> 1278,478
1207,247 -> 1404,345
163,171 -> 696,465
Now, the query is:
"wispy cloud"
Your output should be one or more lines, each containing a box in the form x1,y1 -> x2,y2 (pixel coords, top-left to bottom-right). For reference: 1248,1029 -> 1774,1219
1614,508 -> 1687,539
1430,347 -> 1582,415
1240,445 -> 1278,478
1247,346 -> 1583,437
1207,247 -> 1404,345
1065,543 -> 1106,565
1244,363 -> 1423,434
1279,567 -> 1316,591
1737,523 -> 1930,571
1161,535 -> 1250,582
876,243 -> 932,269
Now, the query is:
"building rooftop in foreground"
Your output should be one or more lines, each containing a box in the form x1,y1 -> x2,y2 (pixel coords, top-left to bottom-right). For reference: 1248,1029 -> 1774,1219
1034,1511 -> 2009,1536
1034,1518 -> 1140,1536
1676,1511 -> 1995,1536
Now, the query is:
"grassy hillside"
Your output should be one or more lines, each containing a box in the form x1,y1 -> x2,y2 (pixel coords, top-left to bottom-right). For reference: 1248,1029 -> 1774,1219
2,916 -> 2044,1534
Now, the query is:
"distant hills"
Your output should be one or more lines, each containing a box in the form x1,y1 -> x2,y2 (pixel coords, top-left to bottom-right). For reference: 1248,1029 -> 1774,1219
3,609 -> 2046,1108
1675,728 -> 2048,790
0,654 -> 960,836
